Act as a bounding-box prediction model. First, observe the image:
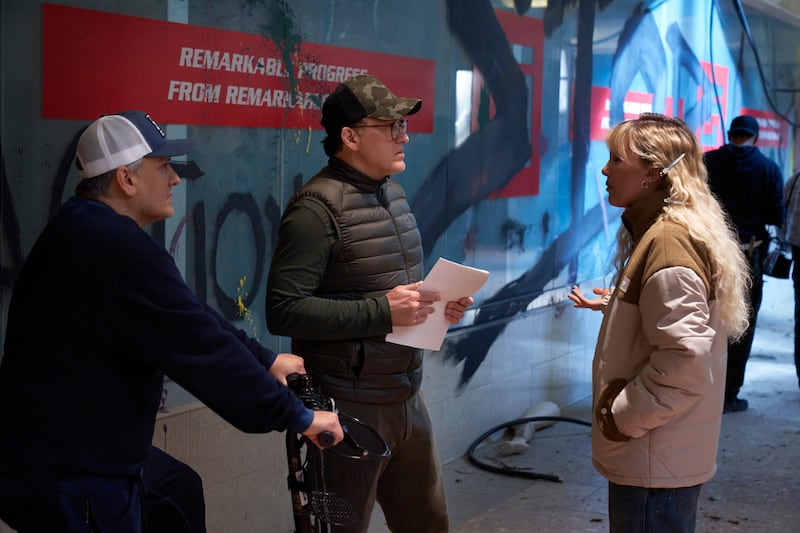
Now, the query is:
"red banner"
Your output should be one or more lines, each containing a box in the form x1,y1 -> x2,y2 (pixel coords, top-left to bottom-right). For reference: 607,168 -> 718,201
587,59 -> 788,151
740,107 -> 789,149
589,87 -> 654,141
42,3 -> 435,131
478,10 -> 543,198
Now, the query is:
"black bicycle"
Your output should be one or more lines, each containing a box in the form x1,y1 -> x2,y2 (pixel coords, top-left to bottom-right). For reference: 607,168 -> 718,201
286,374 -> 390,533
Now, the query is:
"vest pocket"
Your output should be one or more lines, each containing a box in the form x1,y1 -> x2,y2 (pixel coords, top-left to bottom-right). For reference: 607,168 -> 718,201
348,340 -> 365,376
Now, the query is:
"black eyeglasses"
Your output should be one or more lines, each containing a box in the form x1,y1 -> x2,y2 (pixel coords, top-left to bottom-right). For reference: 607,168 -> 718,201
351,119 -> 408,140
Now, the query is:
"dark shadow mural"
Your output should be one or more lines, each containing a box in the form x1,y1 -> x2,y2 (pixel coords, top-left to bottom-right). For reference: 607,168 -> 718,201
412,0 -> 532,250
437,0 -> 614,388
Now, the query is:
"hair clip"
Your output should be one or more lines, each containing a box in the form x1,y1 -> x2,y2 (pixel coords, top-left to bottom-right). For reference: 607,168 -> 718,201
659,153 -> 685,177
664,198 -> 688,206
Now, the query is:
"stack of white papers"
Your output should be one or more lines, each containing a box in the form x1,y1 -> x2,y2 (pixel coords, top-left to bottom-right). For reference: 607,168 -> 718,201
386,258 -> 489,351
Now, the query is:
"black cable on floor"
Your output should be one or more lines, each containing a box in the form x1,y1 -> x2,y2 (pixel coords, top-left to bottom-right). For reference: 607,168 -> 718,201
466,416 -> 592,483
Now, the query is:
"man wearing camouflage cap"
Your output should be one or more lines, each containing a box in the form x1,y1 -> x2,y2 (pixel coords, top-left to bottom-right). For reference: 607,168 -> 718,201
267,75 -> 473,532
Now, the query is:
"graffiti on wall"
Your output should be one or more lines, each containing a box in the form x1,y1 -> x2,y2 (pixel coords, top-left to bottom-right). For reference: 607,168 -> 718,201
441,0 -> 788,388
441,0 -> 614,386
0,0 -> 792,393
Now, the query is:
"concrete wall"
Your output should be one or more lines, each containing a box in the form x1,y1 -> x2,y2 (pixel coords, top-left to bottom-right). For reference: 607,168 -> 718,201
150,403 -> 297,533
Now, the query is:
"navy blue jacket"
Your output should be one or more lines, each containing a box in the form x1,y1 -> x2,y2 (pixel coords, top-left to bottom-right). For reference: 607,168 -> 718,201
0,196 -> 312,480
704,143 -> 784,243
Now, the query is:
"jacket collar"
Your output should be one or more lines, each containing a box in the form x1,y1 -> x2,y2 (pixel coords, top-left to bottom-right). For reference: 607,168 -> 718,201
328,156 -> 389,194
621,189 -> 669,241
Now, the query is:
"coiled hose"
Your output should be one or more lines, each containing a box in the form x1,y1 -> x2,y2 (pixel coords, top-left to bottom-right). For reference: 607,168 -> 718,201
466,416 -> 592,482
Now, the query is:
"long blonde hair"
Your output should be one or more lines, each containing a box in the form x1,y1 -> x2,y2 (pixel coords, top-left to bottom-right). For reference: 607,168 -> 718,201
606,113 -> 750,339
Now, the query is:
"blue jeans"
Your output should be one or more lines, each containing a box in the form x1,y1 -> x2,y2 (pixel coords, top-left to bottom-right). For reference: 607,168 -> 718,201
608,482 -> 702,533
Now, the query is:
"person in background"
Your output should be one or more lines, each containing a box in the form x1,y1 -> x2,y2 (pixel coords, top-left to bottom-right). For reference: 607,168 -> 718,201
573,113 -> 749,532
266,75 -> 473,533
780,170 -> 800,388
704,115 -> 784,413
0,111 -> 342,533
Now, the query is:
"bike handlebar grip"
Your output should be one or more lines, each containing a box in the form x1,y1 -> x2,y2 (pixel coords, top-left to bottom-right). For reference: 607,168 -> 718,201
318,431 -> 335,448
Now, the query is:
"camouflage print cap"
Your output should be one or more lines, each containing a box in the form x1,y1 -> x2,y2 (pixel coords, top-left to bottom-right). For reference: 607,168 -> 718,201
321,74 -> 422,133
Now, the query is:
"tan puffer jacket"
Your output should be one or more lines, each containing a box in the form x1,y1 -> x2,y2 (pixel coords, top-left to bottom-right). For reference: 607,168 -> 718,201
592,191 -> 727,488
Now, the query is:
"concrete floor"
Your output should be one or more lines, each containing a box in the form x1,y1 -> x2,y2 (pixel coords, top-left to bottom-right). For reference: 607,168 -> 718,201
371,276 -> 800,532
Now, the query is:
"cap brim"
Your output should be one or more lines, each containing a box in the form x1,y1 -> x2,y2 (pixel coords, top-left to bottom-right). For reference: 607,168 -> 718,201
368,98 -> 423,120
148,139 -> 196,158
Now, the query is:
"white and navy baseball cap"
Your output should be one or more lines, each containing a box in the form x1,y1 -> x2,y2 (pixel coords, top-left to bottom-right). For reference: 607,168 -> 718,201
75,110 -> 194,179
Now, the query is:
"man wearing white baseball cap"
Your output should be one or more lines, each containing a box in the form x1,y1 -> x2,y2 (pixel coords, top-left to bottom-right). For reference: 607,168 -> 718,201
0,111 -> 342,532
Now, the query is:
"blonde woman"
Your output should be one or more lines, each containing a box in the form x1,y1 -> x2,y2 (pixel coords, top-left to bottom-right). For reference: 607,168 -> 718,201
570,113 -> 749,532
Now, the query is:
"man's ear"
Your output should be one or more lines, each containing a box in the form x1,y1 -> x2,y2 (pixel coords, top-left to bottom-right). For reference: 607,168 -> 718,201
114,166 -> 137,198
341,126 -> 359,150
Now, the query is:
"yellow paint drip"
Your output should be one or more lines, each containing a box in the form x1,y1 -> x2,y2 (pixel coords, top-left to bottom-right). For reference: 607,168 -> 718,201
235,276 -> 258,339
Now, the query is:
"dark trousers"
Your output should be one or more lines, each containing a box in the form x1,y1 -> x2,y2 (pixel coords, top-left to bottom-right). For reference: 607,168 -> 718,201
608,482 -> 702,533
141,447 -> 206,532
725,244 -> 764,403
328,393 -> 449,533
0,446 -> 205,533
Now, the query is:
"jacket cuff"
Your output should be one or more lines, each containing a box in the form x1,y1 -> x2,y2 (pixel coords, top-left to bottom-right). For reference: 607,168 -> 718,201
260,348 -> 278,370
288,406 -> 315,434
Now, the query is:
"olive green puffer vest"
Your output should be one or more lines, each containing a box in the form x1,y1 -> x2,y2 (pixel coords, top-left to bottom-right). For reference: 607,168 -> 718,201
288,163 -> 425,403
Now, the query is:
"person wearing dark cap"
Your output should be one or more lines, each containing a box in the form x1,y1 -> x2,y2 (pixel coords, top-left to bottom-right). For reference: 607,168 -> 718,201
704,114 -> 785,413
266,75 -> 473,532
0,111 -> 343,532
